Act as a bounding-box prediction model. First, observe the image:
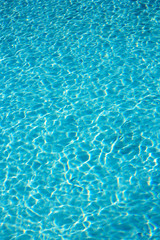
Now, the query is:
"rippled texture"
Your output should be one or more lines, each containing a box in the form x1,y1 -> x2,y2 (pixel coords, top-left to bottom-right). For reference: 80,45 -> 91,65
0,0 -> 160,239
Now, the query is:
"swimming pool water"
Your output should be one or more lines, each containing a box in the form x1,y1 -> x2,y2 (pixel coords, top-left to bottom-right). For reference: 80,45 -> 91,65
0,0 -> 160,239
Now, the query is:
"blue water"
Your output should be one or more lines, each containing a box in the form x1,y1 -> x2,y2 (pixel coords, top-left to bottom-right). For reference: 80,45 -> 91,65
0,0 -> 160,239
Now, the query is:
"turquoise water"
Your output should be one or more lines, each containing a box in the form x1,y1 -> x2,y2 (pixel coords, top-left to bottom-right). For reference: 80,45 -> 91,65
0,0 -> 160,239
